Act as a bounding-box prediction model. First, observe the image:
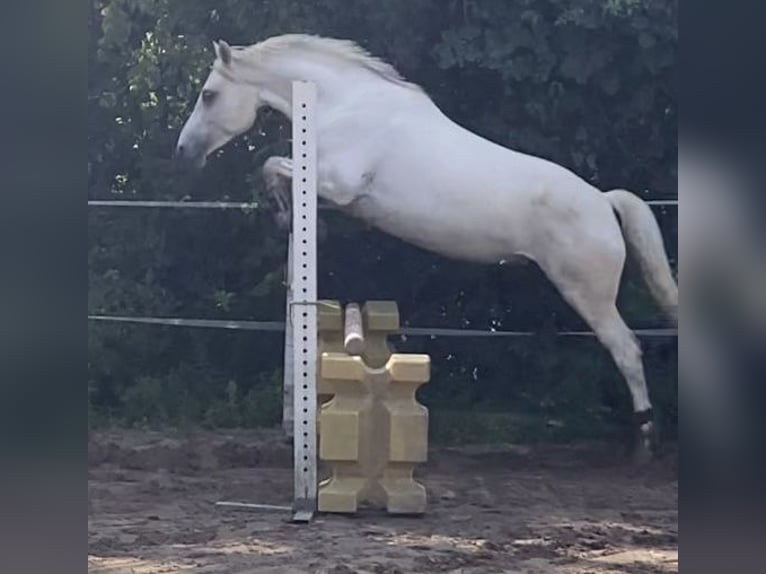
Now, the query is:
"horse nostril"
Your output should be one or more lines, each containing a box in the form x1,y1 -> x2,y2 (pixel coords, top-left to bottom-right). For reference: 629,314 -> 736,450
175,144 -> 185,158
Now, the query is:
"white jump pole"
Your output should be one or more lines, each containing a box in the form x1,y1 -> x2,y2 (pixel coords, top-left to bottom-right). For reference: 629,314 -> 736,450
288,80 -> 319,522
343,302 -> 365,355
215,81 -> 318,522
282,232 -> 294,437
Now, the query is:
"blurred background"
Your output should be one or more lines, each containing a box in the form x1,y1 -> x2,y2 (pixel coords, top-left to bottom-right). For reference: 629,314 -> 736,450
87,0 -> 678,446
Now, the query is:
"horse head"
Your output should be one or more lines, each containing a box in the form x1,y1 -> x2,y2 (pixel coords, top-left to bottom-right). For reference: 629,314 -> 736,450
175,40 -> 263,168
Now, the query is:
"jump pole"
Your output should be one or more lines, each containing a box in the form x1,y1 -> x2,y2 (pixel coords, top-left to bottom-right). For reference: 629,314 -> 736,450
288,80 -> 319,522
215,81 -> 318,522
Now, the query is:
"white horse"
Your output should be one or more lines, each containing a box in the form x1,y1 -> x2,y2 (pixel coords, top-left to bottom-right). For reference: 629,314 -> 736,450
175,34 -> 678,461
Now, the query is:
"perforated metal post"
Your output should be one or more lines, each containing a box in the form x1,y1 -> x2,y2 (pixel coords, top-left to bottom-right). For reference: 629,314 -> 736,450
290,81 -> 318,522
282,233 -> 294,437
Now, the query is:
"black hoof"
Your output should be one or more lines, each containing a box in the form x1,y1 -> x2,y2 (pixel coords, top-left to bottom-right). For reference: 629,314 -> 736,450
631,410 -> 660,465
631,432 -> 654,466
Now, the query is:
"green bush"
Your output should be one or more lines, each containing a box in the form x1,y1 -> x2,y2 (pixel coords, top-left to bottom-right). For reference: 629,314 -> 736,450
121,376 -> 169,427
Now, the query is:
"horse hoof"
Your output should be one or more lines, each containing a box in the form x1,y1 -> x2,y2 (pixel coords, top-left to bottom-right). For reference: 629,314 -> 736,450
631,441 -> 654,466
631,420 -> 660,465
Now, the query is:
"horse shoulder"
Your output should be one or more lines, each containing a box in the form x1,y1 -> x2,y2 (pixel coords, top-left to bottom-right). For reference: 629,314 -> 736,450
315,109 -> 404,206
317,141 -> 379,207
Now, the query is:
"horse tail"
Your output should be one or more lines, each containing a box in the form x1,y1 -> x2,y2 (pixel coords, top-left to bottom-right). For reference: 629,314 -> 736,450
605,189 -> 678,322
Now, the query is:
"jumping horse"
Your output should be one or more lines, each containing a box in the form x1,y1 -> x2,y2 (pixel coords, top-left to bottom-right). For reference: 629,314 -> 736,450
175,34 -> 678,462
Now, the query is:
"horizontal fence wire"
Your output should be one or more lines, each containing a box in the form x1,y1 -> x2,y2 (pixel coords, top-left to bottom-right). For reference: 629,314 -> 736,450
88,199 -> 678,209
88,198 -> 677,338
87,200 -> 261,210
643,200 -> 679,206
88,314 -> 677,338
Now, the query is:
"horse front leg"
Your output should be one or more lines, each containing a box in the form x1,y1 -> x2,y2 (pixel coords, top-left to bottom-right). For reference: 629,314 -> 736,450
263,156 -> 294,232
264,155 -> 330,240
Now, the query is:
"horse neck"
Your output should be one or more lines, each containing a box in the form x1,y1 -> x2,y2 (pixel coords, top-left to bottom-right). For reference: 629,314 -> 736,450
247,54 -> 405,119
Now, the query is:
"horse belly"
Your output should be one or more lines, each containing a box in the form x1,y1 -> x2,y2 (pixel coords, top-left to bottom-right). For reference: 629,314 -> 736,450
349,191 -> 520,264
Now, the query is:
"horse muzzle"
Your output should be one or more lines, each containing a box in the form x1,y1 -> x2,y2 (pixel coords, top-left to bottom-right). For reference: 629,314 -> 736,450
173,140 -> 207,169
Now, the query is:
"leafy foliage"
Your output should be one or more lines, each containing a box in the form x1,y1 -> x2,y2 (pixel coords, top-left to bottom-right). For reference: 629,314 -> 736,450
88,0 -> 677,442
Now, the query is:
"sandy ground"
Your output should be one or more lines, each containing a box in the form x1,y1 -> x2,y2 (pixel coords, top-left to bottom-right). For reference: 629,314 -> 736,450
88,429 -> 677,573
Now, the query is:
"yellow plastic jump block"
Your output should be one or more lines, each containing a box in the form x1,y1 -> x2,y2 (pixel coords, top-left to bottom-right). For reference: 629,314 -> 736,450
362,300 -> 400,332
316,300 -> 400,393
360,301 -> 399,368
317,352 -> 430,515
317,299 -> 345,399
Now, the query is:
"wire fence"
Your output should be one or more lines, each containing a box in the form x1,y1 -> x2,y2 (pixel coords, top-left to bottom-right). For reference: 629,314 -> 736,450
88,314 -> 677,338
87,200 -> 261,210
88,198 -> 678,210
88,196 -> 678,339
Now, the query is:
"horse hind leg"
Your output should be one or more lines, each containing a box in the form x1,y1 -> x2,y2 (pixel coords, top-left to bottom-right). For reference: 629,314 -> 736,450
589,306 -> 658,463
541,257 -> 658,463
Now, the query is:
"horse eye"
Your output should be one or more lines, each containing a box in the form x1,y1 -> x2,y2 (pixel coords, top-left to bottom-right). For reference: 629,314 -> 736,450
201,90 -> 217,104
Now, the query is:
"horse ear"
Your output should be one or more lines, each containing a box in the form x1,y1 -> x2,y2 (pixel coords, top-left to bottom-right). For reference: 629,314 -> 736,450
214,40 -> 232,66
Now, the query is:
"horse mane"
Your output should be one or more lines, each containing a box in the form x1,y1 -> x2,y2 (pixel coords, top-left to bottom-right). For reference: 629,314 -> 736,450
230,34 -> 424,93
